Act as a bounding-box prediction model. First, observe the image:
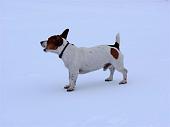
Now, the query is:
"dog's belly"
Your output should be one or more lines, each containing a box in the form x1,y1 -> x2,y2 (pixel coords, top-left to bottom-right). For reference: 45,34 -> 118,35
78,46 -> 111,74
79,69 -> 91,74
79,66 -> 102,74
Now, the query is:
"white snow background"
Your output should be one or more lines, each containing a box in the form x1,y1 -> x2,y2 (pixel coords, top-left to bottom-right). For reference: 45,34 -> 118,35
0,0 -> 170,127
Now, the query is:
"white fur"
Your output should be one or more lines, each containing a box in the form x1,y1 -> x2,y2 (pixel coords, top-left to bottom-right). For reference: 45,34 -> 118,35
41,33 -> 127,91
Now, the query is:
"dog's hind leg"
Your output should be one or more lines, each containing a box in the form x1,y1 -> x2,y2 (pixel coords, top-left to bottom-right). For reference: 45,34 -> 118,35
114,63 -> 128,84
112,57 -> 128,84
118,68 -> 128,84
105,65 -> 115,81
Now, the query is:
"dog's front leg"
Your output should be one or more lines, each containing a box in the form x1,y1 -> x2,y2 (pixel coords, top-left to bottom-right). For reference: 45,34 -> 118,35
66,70 -> 79,92
64,71 -> 72,89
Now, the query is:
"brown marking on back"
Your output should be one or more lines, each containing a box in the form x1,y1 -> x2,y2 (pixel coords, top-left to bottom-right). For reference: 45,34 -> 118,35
110,48 -> 119,59
46,35 -> 63,50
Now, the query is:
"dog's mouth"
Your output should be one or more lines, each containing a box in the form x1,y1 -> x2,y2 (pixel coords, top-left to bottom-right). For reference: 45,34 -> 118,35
43,48 -> 47,52
40,41 -> 48,52
40,40 -> 58,53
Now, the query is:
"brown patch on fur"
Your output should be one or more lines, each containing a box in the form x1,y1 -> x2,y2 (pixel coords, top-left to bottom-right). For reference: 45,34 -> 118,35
103,63 -> 112,70
46,35 -> 63,50
111,48 -> 119,59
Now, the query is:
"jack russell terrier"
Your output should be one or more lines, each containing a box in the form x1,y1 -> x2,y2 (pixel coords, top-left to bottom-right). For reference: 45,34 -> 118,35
40,29 -> 128,92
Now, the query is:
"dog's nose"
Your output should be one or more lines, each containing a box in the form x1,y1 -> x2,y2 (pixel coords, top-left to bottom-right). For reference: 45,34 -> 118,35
40,41 -> 43,45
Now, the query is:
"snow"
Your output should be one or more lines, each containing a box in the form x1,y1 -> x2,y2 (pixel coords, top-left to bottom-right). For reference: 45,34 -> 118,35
0,0 -> 170,127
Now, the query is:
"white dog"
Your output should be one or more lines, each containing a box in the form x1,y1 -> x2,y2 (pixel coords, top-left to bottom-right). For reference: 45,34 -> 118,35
40,29 -> 127,92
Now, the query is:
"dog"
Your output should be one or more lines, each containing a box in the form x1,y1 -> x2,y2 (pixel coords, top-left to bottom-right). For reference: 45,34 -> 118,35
40,29 -> 128,92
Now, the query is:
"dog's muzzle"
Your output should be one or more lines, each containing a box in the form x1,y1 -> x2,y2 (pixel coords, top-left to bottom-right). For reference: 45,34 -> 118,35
40,41 -> 47,48
40,41 -> 43,45
40,41 -> 47,52
40,41 -> 44,46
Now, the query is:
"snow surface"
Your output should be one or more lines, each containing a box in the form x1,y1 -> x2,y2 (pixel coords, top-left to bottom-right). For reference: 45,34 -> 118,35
0,0 -> 170,127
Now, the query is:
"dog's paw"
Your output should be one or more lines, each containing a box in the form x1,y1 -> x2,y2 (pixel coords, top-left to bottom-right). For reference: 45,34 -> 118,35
66,85 -> 75,92
66,87 -> 74,92
64,85 -> 70,89
105,77 -> 113,82
119,80 -> 127,85
105,79 -> 112,82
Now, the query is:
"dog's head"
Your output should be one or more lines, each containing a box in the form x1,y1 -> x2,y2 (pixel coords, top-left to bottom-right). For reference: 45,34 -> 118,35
40,29 -> 69,53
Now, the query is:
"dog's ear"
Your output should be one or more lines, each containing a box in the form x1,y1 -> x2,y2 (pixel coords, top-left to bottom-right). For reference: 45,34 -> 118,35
60,29 -> 69,39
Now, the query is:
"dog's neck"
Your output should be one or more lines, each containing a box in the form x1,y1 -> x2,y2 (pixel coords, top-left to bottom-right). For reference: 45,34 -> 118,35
59,41 -> 70,58
57,40 -> 77,68
54,39 -> 76,61
53,39 -> 69,55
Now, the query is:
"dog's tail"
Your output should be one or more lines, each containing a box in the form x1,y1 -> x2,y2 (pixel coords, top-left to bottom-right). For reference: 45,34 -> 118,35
111,33 -> 120,50
115,33 -> 120,45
